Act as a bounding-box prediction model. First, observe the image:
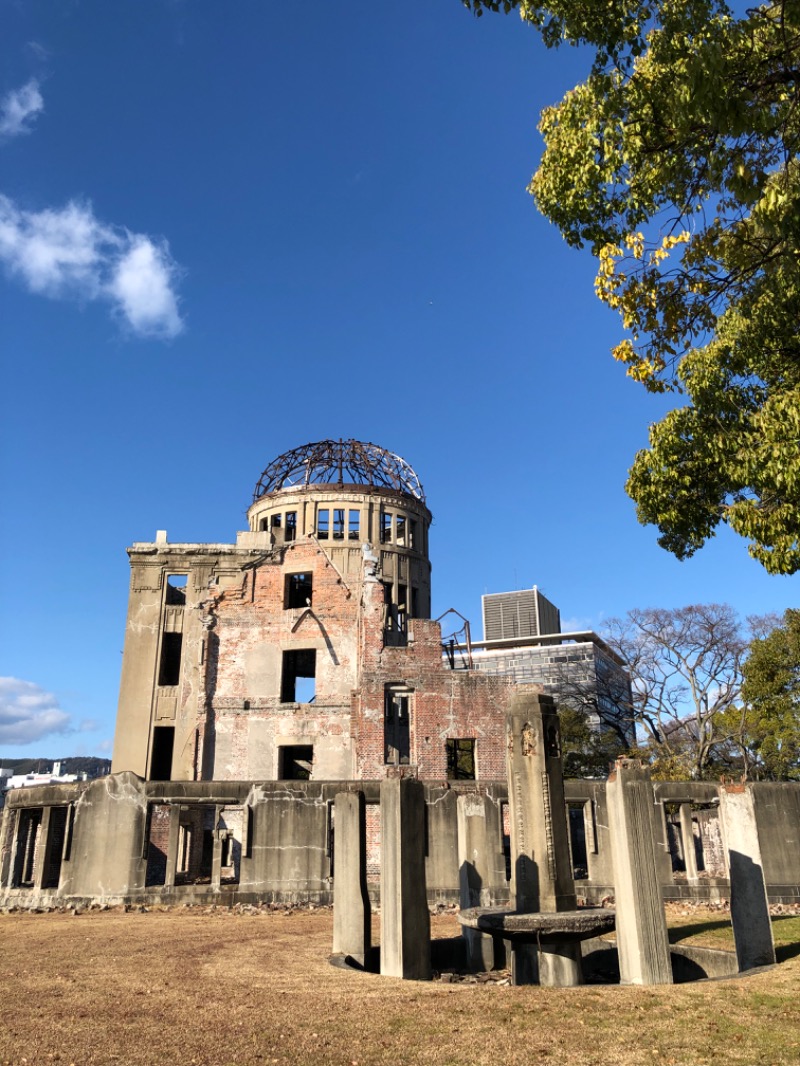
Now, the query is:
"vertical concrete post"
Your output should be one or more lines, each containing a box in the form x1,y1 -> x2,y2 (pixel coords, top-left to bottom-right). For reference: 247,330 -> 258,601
164,805 -> 181,891
31,807 -> 52,891
606,760 -> 672,985
333,791 -> 371,961
0,808 -> 17,888
380,779 -> 431,980
718,784 -> 776,971
678,804 -> 699,885
506,692 -> 576,913
457,792 -> 498,971
210,805 -> 224,891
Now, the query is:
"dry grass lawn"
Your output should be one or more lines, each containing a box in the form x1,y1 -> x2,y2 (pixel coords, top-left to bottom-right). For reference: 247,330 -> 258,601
1,907 -> 799,1066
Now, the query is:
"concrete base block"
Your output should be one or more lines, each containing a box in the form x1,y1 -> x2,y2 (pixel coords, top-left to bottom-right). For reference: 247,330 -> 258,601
539,940 -> 583,987
511,943 -> 539,985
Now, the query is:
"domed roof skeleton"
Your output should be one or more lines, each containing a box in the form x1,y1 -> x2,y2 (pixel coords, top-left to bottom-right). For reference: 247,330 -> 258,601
253,439 -> 426,503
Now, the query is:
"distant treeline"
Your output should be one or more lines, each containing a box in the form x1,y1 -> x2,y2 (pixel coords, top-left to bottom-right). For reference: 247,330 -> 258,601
0,757 -> 111,777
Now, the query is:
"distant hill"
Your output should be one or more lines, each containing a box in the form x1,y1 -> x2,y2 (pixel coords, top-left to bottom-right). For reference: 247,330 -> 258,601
0,756 -> 111,778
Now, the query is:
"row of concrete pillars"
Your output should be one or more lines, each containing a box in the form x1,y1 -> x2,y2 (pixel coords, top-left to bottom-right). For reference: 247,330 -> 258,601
333,765 -> 777,984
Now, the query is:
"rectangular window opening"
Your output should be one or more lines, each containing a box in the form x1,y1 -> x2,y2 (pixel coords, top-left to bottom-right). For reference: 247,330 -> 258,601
285,572 -> 313,609
396,515 -> 406,546
333,508 -> 345,540
380,511 -> 392,543
285,512 -> 297,542
279,745 -> 314,781
150,726 -> 175,781
281,649 -> 317,703
411,587 -> 419,618
348,510 -> 360,540
397,584 -> 408,632
158,632 -> 183,687
165,573 -> 187,606
271,513 -> 282,530
446,738 -> 476,780
409,520 -> 417,549
317,509 -> 329,539
384,686 -> 411,766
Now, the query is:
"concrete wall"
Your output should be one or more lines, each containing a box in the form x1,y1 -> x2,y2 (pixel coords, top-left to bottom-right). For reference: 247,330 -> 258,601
1,775 -> 798,909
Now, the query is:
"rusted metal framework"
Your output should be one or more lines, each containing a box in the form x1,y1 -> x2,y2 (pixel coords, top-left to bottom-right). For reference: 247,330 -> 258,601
253,440 -> 426,502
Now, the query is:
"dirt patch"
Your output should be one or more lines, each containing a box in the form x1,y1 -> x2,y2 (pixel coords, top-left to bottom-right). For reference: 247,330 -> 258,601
0,908 -> 798,1066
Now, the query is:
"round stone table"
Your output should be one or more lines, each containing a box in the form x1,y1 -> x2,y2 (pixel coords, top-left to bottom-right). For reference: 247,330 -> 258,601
458,906 -> 616,987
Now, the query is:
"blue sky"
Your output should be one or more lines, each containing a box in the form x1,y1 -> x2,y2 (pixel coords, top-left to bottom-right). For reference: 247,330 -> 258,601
0,1 -> 795,761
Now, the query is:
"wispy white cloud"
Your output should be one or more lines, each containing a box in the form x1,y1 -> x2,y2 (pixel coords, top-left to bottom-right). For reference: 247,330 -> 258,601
0,79 -> 44,139
0,677 -> 72,746
0,195 -> 184,337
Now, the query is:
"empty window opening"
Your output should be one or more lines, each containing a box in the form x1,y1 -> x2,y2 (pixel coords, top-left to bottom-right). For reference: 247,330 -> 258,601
144,804 -> 170,887
568,805 -> 589,879
244,806 -> 254,858
285,511 -> 297,541
280,745 -> 314,780
348,509 -> 360,540
150,726 -> 175,781
165,573 -> 187,606
333,508 -> 345,540
12,808 -> 42,887
397,584 -> 408,632
384,687 -> 411,765
271,513 -> 282,530
259,518 -> 268,531
285,572 -> 313,609
221,834 -> 234,867
411,587 -> 419,618
41,806 -> 69,889
396,515 -> 407,546
178,824 -> 192,874
409,519 -> 417,549
158,632 -> 183,687
317,509 -> 329,539
200,828 -> 214,880
446,738 -> 476,780
380,511 -> 392,543
281,649 -> 317,703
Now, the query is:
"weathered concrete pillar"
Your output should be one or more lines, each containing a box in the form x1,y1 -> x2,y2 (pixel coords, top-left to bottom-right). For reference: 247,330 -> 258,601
679,804 -> 699,885
31,806 -> 52,891
506,692 -> 576,913
49,775 -> 143,899
380,779 -> 431,980
163,805 -> 182,891
210,805 -> 225,891
0,808 -> 17,888
333,791 -> 371,962
718,784 -> 775,971
457,792 -> 498,971
606,760 -> 672,985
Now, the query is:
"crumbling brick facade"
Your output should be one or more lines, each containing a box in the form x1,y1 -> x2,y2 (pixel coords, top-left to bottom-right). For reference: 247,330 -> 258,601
111,441 -> 527,786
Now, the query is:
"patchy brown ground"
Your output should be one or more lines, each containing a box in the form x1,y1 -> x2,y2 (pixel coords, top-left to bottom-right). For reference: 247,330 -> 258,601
0,907 -> 799,1066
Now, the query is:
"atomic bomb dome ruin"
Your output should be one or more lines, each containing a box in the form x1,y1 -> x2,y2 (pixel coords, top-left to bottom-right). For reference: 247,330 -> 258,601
1,439 -> 798,961
112,437 -> 522,785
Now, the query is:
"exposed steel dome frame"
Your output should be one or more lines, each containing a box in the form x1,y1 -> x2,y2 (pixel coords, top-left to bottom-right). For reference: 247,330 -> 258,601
253,440 -> 426,503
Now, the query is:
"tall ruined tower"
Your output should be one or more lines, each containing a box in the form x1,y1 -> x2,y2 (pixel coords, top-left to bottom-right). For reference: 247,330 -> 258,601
111,440 -> 433,782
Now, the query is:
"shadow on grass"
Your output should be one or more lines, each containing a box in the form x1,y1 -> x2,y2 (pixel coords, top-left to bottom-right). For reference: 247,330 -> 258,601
667,918 -> 731,944
773,916 -> 800,962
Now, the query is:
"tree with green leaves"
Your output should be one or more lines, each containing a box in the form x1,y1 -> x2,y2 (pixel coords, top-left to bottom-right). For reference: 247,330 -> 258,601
729,608 -> 800,779
462,0 -> 800,572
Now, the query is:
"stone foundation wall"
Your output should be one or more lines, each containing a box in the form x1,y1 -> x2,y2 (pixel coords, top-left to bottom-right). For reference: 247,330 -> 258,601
1,775 -> 798,908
